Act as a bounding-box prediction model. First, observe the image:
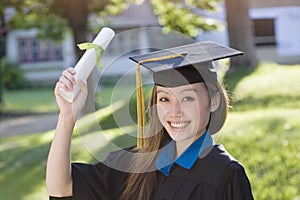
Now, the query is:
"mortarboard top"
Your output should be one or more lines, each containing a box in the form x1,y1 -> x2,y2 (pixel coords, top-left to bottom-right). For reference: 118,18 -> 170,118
129,41 -> 243,88
129,41 -> 243,148
130,41 -> 243,73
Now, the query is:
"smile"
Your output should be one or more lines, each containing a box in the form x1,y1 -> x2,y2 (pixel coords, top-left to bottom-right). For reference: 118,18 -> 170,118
169,121 -> 190,128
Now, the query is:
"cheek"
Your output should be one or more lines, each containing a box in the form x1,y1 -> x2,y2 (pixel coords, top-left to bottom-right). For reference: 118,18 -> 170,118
156,104 -> 167,123
190,101 -> 211,120
199,104 -> 211,121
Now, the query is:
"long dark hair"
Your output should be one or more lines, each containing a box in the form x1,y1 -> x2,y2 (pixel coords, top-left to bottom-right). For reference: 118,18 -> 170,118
121,85 -> 169,200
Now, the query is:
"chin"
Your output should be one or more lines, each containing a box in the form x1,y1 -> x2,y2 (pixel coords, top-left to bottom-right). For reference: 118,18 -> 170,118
167,131 -> 191,142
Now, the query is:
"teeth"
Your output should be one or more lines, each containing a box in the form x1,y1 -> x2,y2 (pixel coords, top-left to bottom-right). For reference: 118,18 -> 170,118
170,122 -> 189,128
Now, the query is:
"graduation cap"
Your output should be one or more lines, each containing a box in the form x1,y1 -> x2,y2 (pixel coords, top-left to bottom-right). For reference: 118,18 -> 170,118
129,41 -> 243,148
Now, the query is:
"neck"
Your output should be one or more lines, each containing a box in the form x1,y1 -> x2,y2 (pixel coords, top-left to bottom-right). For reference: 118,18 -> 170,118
175,140 -> 193,158
175,131 -> 206,157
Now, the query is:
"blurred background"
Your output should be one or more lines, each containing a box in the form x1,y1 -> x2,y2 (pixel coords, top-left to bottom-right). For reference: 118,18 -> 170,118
0,0 -> 299,199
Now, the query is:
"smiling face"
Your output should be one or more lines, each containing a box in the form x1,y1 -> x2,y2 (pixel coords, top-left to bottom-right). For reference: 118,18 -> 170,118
156,83 -> 213,144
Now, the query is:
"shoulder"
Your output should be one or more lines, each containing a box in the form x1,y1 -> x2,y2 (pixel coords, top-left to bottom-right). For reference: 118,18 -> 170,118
200,144 -> 242,169
71,148 -> 135,199
193,144 -> 247,186
101,146 -> 137,171
210,146 -> 253,199
72,146 -> 136,173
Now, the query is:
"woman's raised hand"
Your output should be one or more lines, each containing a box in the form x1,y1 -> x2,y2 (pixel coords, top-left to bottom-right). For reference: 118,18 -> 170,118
54,67 -> 88,118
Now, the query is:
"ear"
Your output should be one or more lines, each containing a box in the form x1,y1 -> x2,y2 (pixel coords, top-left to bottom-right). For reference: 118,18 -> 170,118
210,92 -> 220,112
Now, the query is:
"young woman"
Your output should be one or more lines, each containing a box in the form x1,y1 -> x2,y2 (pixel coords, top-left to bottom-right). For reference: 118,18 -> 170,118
46,41 -> 254,200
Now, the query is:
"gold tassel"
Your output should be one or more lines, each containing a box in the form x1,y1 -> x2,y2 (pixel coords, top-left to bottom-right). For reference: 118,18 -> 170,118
136,63 -> 146,149
135,53 -> 183,149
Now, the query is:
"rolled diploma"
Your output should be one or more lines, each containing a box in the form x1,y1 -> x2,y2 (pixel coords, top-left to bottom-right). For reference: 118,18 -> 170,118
58,27 -> 115,102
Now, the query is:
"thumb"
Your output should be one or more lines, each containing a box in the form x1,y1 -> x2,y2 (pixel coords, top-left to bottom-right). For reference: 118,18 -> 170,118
77,79 -> 87,91
72,79 -> 88,114
78,78 -> 86,87
76,79 -> 88,99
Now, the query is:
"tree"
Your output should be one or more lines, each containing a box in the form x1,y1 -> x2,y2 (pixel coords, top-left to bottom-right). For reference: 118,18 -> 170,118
3,0 -> 137,113
149,0 -> 222,37
224,0 -> 258,69
7,0 -> 252,71
0,1 -> 14,108
7,0 -> 136,58
0,17 -> 5,107
3,0 -> 222,113
6,0 -> 222,58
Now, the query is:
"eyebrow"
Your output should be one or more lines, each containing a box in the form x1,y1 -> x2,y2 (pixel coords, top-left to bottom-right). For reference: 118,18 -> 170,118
157,90 -> 169,95
156,88 -> 198,95
180,88 -> 198,93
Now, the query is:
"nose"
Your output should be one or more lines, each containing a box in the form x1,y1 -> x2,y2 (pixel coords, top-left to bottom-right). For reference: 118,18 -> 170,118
170,98 -> 183,117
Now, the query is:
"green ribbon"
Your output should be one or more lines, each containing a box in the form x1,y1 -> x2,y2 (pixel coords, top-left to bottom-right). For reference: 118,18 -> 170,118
77,43 -> 104,70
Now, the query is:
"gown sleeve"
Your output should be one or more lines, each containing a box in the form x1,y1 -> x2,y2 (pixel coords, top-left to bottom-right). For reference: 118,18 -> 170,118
49,197 -> 72,200
49,151 -> 127,200
217,162 -> 254,200
48,162 -> 112,200
71,162 -> 112,200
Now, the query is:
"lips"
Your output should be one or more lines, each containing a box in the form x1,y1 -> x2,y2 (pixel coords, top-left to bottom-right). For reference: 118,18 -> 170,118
168,121 -> 190,128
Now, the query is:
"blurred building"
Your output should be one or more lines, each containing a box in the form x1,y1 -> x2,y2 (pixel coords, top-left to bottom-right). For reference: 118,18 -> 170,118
4,0 -> 300,84
196,0 -> 300,64
250,0 -> 300,64
5,1 -> 161,85
6,29 -> 74,85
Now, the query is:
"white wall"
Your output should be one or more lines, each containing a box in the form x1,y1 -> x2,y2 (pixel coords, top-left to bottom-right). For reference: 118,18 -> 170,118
250,6 -> 300,56
6,29 -> 76,83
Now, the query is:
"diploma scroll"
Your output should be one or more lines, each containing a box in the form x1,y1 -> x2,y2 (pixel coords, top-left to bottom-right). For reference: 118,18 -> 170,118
59,27 -> 115,103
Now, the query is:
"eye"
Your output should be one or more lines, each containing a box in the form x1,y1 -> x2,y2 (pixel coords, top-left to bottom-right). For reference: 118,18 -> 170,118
182,96 -> 194,102
159,97 -> 169,102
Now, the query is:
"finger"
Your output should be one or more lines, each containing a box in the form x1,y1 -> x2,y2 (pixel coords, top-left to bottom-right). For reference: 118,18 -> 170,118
67,67 -> 76,75
62,70 -> 76,85
54,82 -> 66,95
59,76 -> 73,91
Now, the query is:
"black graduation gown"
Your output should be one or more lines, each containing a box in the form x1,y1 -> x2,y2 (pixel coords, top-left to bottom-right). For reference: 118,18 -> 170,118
49,144 -> 254,200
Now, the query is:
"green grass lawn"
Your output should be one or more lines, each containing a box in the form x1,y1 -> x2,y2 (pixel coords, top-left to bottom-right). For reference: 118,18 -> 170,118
1,82 -> 151,114
0,88 -> 120,114
0,62 -> 300,199
1,89 -> 57,113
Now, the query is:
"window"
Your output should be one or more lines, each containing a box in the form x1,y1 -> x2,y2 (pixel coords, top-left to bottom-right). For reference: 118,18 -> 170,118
17,37 -> 63,63
253,18 -> 276,46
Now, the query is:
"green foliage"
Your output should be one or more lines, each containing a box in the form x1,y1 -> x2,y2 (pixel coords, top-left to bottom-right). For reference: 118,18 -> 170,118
150,0 -> 222,37
96,0 -> 140,16
185,0 -> 220,10
8,0 -> 68,41
4,0 -> 137,41
0,0 -> 24,14
0,58 -> 27,89
4,0 -> 222,42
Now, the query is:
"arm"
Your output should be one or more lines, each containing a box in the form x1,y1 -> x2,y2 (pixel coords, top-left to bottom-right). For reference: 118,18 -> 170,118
46,68 -> 88,197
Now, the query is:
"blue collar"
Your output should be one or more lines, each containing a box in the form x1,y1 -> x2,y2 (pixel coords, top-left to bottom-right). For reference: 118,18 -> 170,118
156,131 -> 214,176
